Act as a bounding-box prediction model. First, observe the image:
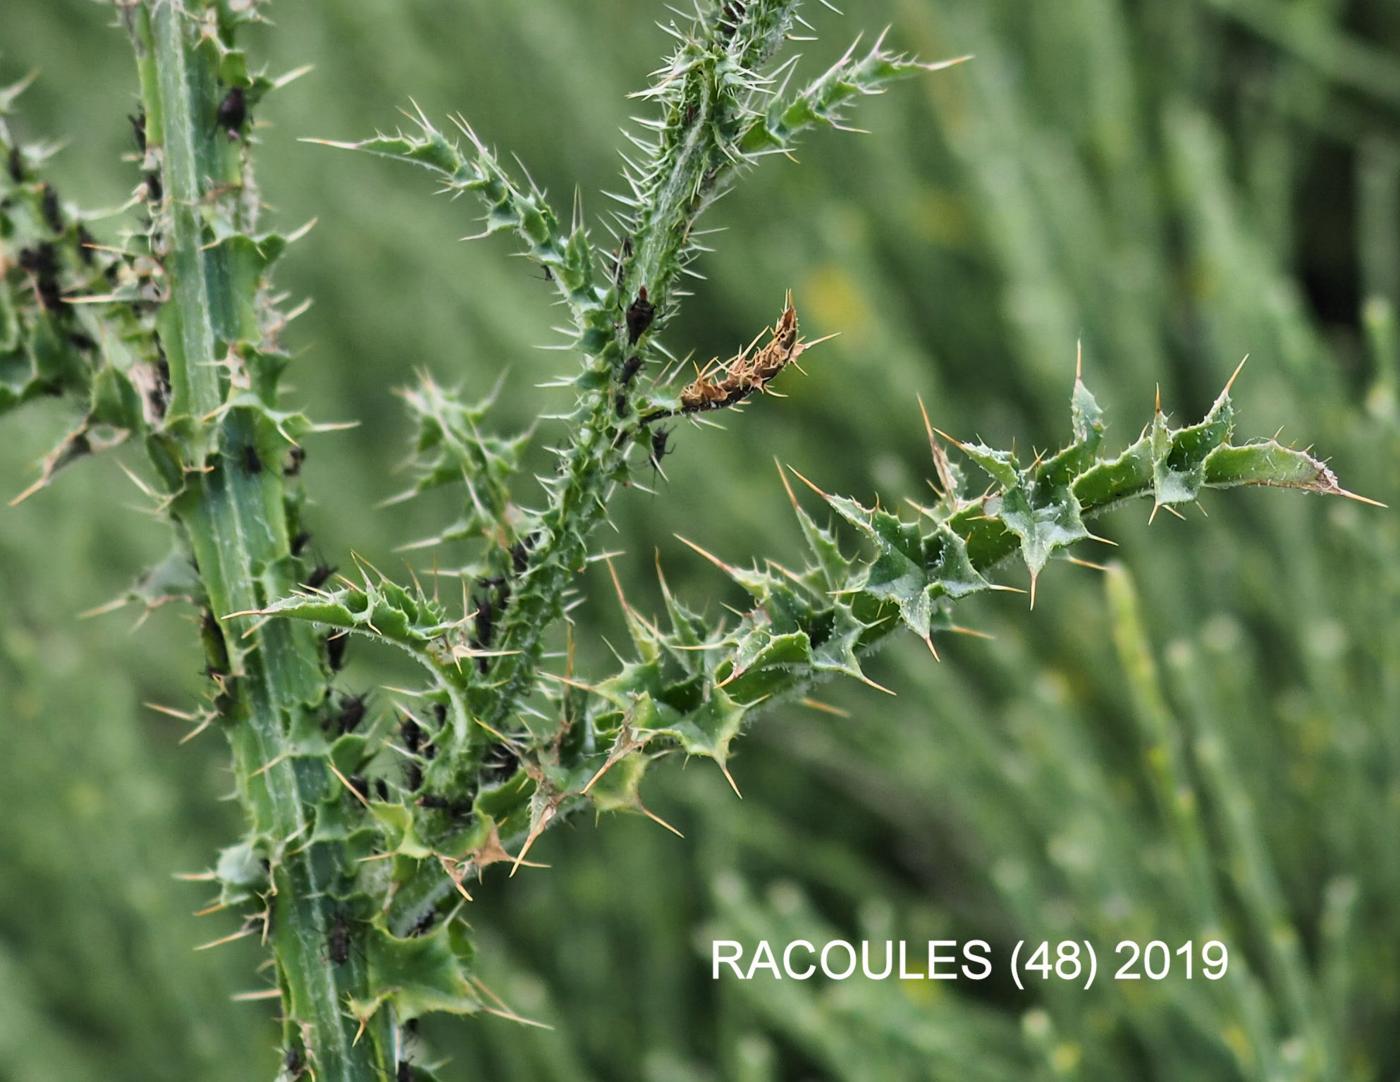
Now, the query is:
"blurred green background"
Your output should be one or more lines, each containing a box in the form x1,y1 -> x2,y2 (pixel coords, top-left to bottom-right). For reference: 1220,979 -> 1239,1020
2,1 -> 1399,1079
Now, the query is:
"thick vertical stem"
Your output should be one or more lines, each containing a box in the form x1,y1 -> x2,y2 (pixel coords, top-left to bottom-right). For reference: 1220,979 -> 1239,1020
126,3 -> 384,1078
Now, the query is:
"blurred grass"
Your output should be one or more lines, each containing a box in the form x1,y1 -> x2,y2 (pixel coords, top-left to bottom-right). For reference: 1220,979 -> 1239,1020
1,1 -> 1398,1079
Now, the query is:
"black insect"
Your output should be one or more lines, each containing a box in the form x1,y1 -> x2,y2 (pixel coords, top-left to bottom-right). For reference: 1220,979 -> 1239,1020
620,354 -> 643,386
283,1046 -> 305,1078
403,761 -> 423,792
373,778 -> 390,802
151,351 -> 171,419
211,676 -> 239,721
144,170 -> 162,203
418,792 -> 473,817
335,692 -> 367,734
407,907 -> 437,937
241,444 -> 263,475
649,426 -> 675,475
401,715 -> 425,755
284,445 -> 306,477
612,236 -> 633,288
305,562 -> 336,590
215,86 -> 247,139
326,630 -> 348,672
615,392 -> 629,418
290,530 -> 312,557
19,244 -> 63,312
509,530 -> 541,574
470,576 -> 510,672
398,1060 -> 415,1082
40,184 -> 62,233
348,774 -> 369,801
77,225 -> 96,265
328,913 -> 351,966
7,146 -> 23,183
128,112 -> 146,153
481,741 -> 520,785
471,597 -> 497,673
626,286 -> 655,344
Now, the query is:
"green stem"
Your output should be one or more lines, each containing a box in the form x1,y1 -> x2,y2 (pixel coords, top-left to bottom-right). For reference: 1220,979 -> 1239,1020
128,4 -> 384,1078
481,0 -> 807,737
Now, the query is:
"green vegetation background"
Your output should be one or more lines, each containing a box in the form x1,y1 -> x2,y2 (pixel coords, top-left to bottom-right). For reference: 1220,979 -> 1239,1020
2,2 -> 1398,1079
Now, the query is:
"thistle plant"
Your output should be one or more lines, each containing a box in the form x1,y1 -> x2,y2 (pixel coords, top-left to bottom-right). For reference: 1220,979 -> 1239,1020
0,1 -> 1380,1079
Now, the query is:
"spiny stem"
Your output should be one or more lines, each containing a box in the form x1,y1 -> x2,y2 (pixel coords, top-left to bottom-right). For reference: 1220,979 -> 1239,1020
126,3 -> 385,1077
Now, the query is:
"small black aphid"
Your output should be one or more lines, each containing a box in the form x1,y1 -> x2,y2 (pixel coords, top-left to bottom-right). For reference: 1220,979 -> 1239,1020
398,1060 -> 414,1082
336,693 -> 367,734
374,778 -> 390,802
328,913 -> 351,966
649,426 -> 674,472
305,563 -> 336,590
403,761 -> 423,792
471,601 -> 496,673
144,171 -> 162,202
626,286 -> 655,344
471,580 -> 509,673
20,244 -> 63,311
401,715 -> 425,754
241,444 -> 262,475
620,354 -> 643,386
408,908 -> 436,937
284,445 -> 306,477
215,86 -> 247,138
212,676 -> 238,720
77,225 -> 96,265
290,530 -> 312,557
348,774 -> 369,801
7,146 -> 23,183
481,742 -> 520,785
418,792 -> 472,817
615,393 -> 629,418
326,630 -> 348,672
721,1 -> 746,35
149,374 -> 169,419
472,579 -> 506,646
613,236 -> 633,288
128,112 -> 146,153
283,1046 -> 305,1078
40,184 -> 63,233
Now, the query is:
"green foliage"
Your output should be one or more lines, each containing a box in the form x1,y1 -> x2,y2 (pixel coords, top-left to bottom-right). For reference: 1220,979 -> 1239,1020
1,0 -> 1395,1080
